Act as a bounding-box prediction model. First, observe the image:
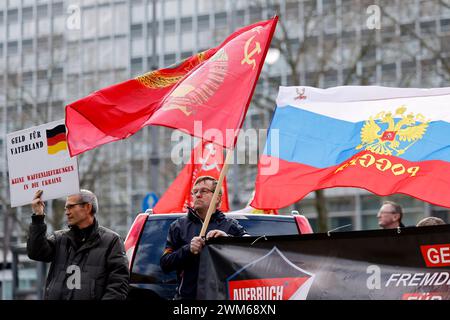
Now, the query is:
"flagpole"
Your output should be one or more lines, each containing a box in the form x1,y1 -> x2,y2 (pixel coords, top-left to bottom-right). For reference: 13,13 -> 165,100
199,147 -> 234,237
198,16 -> 278,237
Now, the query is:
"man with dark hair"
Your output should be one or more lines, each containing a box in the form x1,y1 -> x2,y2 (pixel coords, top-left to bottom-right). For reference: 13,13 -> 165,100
27,189 -> 129,300
377,200 -> 405,229
160,175 -> 248,299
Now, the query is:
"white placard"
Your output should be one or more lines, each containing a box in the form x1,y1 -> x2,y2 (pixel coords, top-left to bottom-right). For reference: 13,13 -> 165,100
7,119 -> 80,207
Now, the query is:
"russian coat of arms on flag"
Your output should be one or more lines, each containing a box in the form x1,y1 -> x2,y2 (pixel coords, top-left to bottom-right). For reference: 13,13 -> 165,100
252,86 -> 450,210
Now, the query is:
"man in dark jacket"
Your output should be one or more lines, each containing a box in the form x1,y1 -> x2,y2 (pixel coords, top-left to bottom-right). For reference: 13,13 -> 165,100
160,176 -> 248,300
27,189 -> 129,300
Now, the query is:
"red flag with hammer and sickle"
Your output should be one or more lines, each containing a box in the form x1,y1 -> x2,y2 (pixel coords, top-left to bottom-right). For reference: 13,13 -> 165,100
153,140 -> 230,213
66,17 -> 278,156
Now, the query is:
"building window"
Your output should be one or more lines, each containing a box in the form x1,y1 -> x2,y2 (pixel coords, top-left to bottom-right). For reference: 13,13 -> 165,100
22,39 -> 33,53
361,195 -> 380,211
23,71 -> 33,85
328,197 -> 353,212
249,7 -> 262,23
381,63 -> 396,83
98,6 -> 113,37
114,3 -> 128,34
181,17 -> 192,31
37,37 -> 48,52
164,19 -> 176,34
7,41 -> 18,55
131,23 -> 143,38
52,2 -> 64,17
215,12 -> 227,27
7,9 -> 19,24
441,18 -> 450,33
131,57 -> 143,75
22,7 -> 33,22
37,4 -> 48,19
180,51 -> 191,59
198,14 -> 209,30
324,69 -> 338,88
362,215 -> 378,230
330,216 -> 353,231
164,53 -> 176,66
420,21 -> 435,34
52,68 -> 63,82
400,23 -> 414,37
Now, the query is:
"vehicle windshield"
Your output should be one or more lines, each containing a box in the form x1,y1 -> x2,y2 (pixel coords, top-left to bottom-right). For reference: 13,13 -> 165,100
130,215 -> 300,298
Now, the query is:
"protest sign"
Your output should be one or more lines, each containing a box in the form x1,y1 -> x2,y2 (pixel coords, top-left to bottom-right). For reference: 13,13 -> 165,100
7,119 -> 79,207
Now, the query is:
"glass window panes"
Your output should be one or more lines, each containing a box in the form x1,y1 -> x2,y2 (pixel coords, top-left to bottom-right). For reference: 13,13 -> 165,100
131,57 -> 143,75
328,197 -> 353,212
164,53 -> 176,66
7,40 -> 18,54
37,4 -> 48,18
114,37 -> 128,68
181,17 -> 192,31
164,19 -> 176,33
7,8 -> 18,23
362,215 -> 379,230
361,195 -> 380,211
52,2 -> 63,16
198,14 -> 209,29
83,8 -> 97,39
99,5 -> 113,37
83,40 -> 97,71
22,39 -> 33,53
131,23 -> 143,38
114,3 -> 128,34
330,216 -> 353,231
22,6 -> 33,21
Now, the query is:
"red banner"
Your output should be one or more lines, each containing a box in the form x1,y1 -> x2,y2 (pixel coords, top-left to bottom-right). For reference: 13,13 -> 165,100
252,151 -> 450,209
153,140 -> 230,213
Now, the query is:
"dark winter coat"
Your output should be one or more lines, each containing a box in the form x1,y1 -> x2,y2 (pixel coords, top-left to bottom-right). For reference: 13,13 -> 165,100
27,215 -> 129,300
160,208 -> 247,299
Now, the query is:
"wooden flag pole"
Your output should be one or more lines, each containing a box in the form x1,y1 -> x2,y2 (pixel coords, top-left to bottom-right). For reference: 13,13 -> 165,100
199,147 -> 234,237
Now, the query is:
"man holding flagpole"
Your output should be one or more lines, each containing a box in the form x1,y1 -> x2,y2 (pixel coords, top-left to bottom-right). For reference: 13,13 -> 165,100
160,176 -> 248,300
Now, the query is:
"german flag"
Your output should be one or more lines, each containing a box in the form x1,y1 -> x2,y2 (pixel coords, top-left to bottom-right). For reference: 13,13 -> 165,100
46,124 -> 67,154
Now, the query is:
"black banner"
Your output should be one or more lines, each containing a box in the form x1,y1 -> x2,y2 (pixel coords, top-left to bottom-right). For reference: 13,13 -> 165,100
198,225 -> 450,300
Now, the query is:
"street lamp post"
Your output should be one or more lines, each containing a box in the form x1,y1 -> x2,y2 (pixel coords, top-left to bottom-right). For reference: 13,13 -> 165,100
150,0 -> 160,198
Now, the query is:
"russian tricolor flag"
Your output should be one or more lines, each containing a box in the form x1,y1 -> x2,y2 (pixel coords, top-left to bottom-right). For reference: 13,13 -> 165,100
252,86 -> 450,210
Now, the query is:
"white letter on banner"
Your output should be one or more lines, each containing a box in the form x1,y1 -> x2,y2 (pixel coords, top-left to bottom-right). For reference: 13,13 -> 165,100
366,265 -> 381,289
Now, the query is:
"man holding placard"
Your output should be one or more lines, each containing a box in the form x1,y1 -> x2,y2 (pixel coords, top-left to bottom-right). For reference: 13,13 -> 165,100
27,189 -> 129,300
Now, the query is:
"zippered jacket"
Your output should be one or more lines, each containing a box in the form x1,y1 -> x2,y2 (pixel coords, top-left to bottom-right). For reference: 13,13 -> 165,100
160,207 -> 247,299
27,215 -> 129,300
